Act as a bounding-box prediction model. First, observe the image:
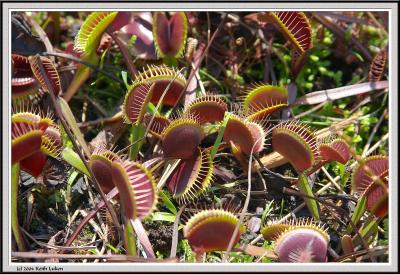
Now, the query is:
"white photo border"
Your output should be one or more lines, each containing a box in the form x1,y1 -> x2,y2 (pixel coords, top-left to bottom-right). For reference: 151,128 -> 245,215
2,2 -> 398,272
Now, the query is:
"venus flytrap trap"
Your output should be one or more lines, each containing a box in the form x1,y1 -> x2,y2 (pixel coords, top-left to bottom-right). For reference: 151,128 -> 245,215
351,155 -> 388,219
241,84 -> 289,122
161,113 -> 204,160
130,65 -> 187,107
261,218 -> 329,262
153,11 -> 188,63
64,11 -> 120,101
11,54 -> 40,103
166,148 -> 214,204
183,207 -> 245,260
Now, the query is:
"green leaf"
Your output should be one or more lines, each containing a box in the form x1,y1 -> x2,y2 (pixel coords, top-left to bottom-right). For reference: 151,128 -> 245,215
152,212 -> 176,223
261,200 -> 274,225
121,70 -> 130,90
352,135 -> 362,143
58,97 -> 91,156
66,170 -> 79,204
210,112 -> 231,160
106,243 -> 121,254
347,195 -> 366,233
159,190 -> 177,215
352,216 -> 378,246
124,219 -> 137,256
146,102 -> 158,115
62,147 -> 90,177
128,34 -> 137,47
11,163 -> 27,251
297,173 -> 320,220
129,124 -> 146,160
99,48 -> 109,69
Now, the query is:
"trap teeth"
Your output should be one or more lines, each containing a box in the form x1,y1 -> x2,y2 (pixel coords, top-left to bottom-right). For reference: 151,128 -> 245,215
131,65 -> 187,107
184,94 -> 227,124
242,84 -> 289,121
166,148 -> 213,204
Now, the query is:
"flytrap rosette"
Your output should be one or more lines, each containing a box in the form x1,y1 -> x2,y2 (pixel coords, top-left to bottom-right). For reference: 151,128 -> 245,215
351,155 -> 389,218
262,218 -> 329,262
11,54 -> 40,102
183,208 -> 245,255
153,11 -> 188,58
272,120 -> 319,173
110,159 -> 158,220
166,148 -> 213,204
184,94 -> 228,124
268,11 -> 313,54
131,65 -> 187,107
161,114 -> 204,159
242,84 -> 288,121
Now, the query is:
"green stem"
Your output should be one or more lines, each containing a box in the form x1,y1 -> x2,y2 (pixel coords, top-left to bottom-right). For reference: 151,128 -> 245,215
297,173 -> 320,220
11,163 -> 27,251
124,219 -> 137,256
163,56 -> 178,67
63,52 -> 99,102
63,65 -> 92,102
210,112 -> 231,160
129,124 -> 146,160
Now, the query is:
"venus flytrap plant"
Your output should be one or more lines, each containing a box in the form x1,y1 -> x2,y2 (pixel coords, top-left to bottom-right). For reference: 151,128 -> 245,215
110,159 -> 158,258
11,105 -> 63,252
258,11 -> 313,82
271,120 -> 320,219
258,11 -> 313,54
122,82 -> 156,160
29,55 -> 62,96
261,218 -> 329,262
11,54 -> 40,103
166,148 -> 214,204
142,113 -> 171,139
184,94 -> 228,124
130,64 -> 187,107
153,11 -> 188,64
241,84 -> 289,122
183,207 -> 245,260
351,155 -> 388,218
161,113 -> 204,160
64,11 -> 118,101
368,47 -> 387,82
12,108 -> 63,177
223,114 -> 266,172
